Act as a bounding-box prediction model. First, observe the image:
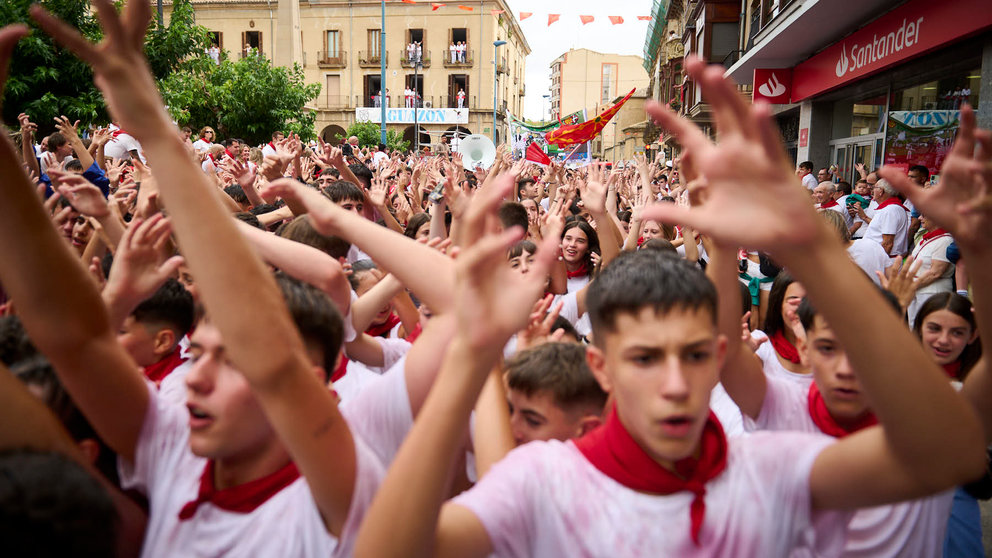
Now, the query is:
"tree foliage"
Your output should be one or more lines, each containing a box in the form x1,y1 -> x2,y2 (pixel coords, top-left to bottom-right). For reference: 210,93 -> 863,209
1,0 -> 208,134
160,52 -> 321,145
345,120 -> 410,152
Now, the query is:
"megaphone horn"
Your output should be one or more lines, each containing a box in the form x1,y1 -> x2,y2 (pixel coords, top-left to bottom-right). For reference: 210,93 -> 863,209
457,134 -> 497,171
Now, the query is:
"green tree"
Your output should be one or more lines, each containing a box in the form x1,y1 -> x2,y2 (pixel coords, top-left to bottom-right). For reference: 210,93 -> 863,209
1,0 -> 208,134
160,52 -> 321,145
345,120 -> 409,152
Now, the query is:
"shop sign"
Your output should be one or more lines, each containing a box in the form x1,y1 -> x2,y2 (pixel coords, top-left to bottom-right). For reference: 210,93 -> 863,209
752,68 -> 792,104
356,107 -> 469,124
791,0 -> 992,102
799,128 -> 808,148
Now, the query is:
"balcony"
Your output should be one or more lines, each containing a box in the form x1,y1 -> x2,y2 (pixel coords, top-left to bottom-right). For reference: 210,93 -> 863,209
519,84 -> 525,95
316,94 -> 352,109
400,50 -> 431,69
317,50 -> 347,69
496,61 -> 508,75
358,51 -> 387,68
442,48 -> 474,68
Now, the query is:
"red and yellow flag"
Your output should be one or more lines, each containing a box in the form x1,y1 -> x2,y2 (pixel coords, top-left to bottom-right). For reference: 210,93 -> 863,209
579,15 -> 595,25
544,89 -> 636,147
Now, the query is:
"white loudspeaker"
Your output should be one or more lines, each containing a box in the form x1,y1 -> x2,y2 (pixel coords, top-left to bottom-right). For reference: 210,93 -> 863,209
457,134 -> 497,170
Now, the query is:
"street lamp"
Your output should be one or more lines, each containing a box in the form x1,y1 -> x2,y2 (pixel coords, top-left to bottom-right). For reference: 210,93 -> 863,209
492,40 -> 507,143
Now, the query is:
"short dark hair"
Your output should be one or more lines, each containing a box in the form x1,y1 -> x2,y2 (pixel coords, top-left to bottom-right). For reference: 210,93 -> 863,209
248,203 -> 280,216
799,288 -> 900,332
132,278 -> 195,338
506,343 -> 606,414
64,159 -> 84,172
275,273 -> 343,379
516,177 -> 536,197
234,211 -> 264,229
224,184 -> 249,206
836,181 -> 852,196
587,250 -> 717,340
322,180 -> 365,204
348,164 -> 373,189
0,316 -> 38,366
47,132 -> 67,150
639,238 -> 677,254
498,201 -> 529,232
909,164 -> 930,182
404,212 -> 431,239
799,161 -> 814,172
507,239 -> 537,260
0,449 -> 118,558
277,215 -> 351,260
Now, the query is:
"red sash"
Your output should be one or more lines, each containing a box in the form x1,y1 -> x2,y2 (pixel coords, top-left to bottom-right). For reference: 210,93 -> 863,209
819,199 -> 839,209
365,312 -> 401,338
574,406 -> 727,545
566,261 -> 589,279
768,329 -> 801,365
178,460 -> 300,520
807,383 -> 878,438
876,197 -> 908,212
143,345 -> 187,387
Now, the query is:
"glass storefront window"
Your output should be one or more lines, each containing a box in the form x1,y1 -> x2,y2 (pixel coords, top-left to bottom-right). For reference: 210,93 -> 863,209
851,94 -> 886,137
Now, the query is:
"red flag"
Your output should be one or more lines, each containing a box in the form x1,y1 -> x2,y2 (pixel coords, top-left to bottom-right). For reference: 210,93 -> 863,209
548,14 -> 560,25
544,88 -> 636,147
431,2 -> 445,9
490,9 -> 504,16
525,143 -> 551,166
519,12 -> 532,20
579,15 -> 594,25
401,0 -> 416,3
457,5 -> 473,10
637,16 -> 652,21
608,16 -> 624,25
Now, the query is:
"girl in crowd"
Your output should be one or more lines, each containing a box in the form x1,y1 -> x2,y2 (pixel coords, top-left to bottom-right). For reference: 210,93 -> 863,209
560,219 -> 599,293
749,272 -> 811,384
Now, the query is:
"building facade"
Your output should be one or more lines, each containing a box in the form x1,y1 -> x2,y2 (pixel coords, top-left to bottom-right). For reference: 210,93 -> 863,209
548,48 -> 650,158
159,0 -> 530,148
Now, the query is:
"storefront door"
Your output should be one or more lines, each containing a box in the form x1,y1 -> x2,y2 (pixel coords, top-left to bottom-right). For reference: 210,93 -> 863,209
830,133 -> 883,185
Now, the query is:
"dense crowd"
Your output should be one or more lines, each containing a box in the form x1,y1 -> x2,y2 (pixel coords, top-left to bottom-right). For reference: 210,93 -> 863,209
0,2 -> 991,557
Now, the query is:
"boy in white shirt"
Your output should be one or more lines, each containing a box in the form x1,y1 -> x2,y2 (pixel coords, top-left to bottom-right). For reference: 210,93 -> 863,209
350,56 -> 984,558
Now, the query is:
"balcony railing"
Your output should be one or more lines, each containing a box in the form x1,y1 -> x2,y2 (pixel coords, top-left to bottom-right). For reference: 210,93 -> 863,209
363,94 -> 479,109
317,50 -> 347,68
400,50 -> 431,68
496,61 -> 508,75
316,94 -> 352,109
358,50 -> 387,68
442,48 -> 474,67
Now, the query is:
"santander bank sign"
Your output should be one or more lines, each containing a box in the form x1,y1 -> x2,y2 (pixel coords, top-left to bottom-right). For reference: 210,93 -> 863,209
791,0 -> 992,102
834,17 -> 923,78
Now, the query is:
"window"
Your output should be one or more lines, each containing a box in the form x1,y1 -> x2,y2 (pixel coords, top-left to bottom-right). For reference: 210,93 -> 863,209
242,31 -> 261,57
326,30 -> 340,58
208,31 -> 222,48
449,74 -> 469,108
601,63 -> 616,104
368,29 -> 381,57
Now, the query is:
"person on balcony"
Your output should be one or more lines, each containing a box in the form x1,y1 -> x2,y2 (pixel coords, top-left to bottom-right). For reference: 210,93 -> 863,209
457,88 -> 466,109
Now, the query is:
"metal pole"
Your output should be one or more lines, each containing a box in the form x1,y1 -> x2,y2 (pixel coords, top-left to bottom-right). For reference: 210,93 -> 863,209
492,43 -> 498,142
414,57 -> 420,153
157,0 -> 163,27
380,0 -> 387,145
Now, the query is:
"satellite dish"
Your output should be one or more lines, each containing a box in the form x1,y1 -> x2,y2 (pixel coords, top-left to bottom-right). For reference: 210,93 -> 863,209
457,134 -> 497,171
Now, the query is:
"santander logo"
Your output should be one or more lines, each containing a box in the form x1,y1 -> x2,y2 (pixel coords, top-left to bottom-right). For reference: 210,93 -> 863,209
835,17 -> 924,78
758,72 -> 787,98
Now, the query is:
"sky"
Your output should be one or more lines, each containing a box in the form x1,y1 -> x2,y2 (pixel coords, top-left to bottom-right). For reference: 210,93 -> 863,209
504,0 -> 654,121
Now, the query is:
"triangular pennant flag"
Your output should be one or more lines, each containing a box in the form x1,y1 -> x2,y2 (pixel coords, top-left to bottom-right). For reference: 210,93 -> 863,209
431,2 -> 445,9
519,12 -> 532,21
401,0 -> 416,4
525,142 -> 551,166
458,5 -> 473,10
490,9 -> 504,16
548,14 -> 560,25
608,16 -> 624,25
579,15 -> 594,25
637,16 -> 652,21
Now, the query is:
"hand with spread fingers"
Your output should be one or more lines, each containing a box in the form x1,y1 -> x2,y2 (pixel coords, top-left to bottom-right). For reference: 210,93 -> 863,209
640,56 -> 823,257
878,105 -> 992,256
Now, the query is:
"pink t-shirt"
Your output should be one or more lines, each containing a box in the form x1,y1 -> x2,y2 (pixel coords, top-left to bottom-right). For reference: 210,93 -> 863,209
745,376 -> 954,557
453,431 -> 848,557
120,361 -> 413,557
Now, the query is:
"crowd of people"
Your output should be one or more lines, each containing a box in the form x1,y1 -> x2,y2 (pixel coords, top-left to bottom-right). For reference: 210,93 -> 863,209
1,2 -> 991,557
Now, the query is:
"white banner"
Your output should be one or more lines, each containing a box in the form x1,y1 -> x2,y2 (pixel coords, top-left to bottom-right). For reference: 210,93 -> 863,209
355,107 -> 469,125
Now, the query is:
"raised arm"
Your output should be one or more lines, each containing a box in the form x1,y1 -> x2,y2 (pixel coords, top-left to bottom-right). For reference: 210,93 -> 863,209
642,56 -> 984,512
30,3 -> 358,533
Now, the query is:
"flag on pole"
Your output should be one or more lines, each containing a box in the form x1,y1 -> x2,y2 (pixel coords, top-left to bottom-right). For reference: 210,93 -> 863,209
519,12 -> 532,20
525,142 -> 551,166
608,16 -> 624,25
400,0 -> 416,4
579,15 -> 594,25
548,14 -> 560,25
544,88 -> 636,147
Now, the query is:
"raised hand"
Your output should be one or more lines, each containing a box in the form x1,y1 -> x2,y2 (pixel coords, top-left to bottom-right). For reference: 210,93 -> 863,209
516,295 -> 566,351
368,175 -> 389,209
640,56 -> 821,257
54,173 -> 111,218
878,105 -> 992,255
54,115 -> 81,140
103,214 -> 184,318
581,162 -> 609,216
91,127 -> 113,148
18,112 -> 37,138
877,256 -> 924,312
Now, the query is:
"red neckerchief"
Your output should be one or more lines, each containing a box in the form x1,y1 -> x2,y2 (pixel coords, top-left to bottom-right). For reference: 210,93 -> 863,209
566,261 -> 589,279
178,460 -> 300,520
636,236 -> 646,247
575,406 -> 727,545
143,345 -> 187,387
331,354 -> 349,383
224,149 -> 235,159
942,360 -> 962,379
819,199 -> 839,209
365,312 -> 401,338
405,322 -> 423,343
768,329 -> 801,364
267,142 -> 276,151
876,197 -> 908,212
807,383 -> 878,438
921,228 -> 950,243
111,128 -> 127,138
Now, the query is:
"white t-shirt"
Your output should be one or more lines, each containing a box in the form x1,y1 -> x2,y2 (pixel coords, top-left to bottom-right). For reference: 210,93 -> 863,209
910,233 -> 954,295
710,383 -> 745,438
452,431 -> 847,557
751,330 -> 813,388
862,203 -> 909,257
192,139 -> 213,153
118,384 -> 384,557
553,291 -> 592,339
847,239 -> 893,286
849,200 -> 876,239
261,143 -> 278,158
802,173 -> 818,191
745,376 -> 954,558
104,132 -> 144,162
